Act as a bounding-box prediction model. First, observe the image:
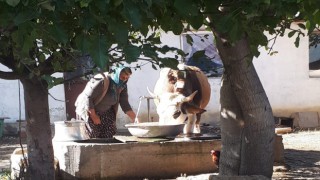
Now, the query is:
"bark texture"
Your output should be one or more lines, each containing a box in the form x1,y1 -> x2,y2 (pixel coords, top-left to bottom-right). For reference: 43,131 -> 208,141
21,78 -> 55,180
216,36 -> 275,177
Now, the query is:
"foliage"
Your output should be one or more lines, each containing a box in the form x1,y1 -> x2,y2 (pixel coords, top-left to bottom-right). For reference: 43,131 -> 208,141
0,171 -> 11,180
310,33 -> 320,48
200,0 -> 320,56
0,0 -> 187,87
1,0 -> 319,85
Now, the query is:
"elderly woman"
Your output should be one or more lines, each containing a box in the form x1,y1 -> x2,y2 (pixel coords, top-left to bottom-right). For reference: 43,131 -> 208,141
79,66 -> 137,138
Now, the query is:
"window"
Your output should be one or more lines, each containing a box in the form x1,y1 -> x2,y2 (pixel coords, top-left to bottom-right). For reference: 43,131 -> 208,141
181,32 -> 223,77
64,55 -> 95,81
309,30 -> 320,77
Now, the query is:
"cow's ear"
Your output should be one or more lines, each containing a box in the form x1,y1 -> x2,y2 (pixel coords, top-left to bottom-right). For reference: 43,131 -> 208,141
184,103 -> 206,114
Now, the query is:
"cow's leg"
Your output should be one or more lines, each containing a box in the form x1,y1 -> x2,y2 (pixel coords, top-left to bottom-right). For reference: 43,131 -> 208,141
183,114 -> 195,134
193,113 -> 202,134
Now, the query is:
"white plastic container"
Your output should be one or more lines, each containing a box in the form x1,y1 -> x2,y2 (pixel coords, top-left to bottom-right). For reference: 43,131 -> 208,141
52,121 -> 89,141
10,148 -> 28,179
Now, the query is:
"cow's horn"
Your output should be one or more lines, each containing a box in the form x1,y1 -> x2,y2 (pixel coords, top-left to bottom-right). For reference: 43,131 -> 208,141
147,87 -> 158,99
183,90 -> 198,102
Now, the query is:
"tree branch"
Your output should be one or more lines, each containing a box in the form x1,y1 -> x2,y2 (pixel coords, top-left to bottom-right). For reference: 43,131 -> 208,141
0,71 -> 20,80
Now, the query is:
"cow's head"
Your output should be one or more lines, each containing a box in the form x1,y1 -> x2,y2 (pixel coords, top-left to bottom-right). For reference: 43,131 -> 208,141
167,69 -> 187,92
148,89 -> 206,124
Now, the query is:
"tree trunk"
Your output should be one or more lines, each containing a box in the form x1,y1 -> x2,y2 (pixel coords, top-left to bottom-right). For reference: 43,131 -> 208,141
21,78 -> 55,180
216,36 -> 275,177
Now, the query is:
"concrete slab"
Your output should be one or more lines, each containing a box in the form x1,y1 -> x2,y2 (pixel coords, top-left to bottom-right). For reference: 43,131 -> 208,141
274,135 -> 284,163
53,139 -> 221,180
3,121 -> 26,136
291,112 -> 320,128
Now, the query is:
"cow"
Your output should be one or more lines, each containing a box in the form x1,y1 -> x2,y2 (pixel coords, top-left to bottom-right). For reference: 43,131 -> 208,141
149,64 -> 211,134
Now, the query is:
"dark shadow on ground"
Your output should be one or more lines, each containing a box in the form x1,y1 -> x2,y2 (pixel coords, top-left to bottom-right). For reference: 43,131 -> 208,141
283,149 -> 320,179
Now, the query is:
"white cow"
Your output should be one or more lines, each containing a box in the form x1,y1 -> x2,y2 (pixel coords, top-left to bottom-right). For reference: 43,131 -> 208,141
150,65 -> 211,134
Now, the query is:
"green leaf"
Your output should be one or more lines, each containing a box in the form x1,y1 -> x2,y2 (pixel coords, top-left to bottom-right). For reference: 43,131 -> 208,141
160,57 -> 179,69
122,1 -> 142,29
229,20 -> 241,41
263,0 -> 270,5
108,22 -> 128,45
94,0 -> 109,12
52,60 -> 63,71
89,35 -> 108,68
151,63 -> 157,70
216,14 -> 233,34
288,30 -> 296,38
305,21 -> 310,29
79,0 -> 92,7
192,50 -> 205,61
171,17 -> 183,35
38,53 -> 46,62
42,75 -> 64,89
75,34 -> 90,53
124,45 -> 141,63
113,0 -> 122,6
294,36 -> 300,47
188,15 -> 203,30
21,0 -> 28,6
157,14 -> 172,32
144,0 -> 152,8
0,9 -> 12,27
21,34 -> 35,56
79,13 -> 96,30
186,34 -> 194,46
14,9 -> 38,25
6,0 -> 20,7
40,1 -> 55,11
297,23 -> 306,29
251,46 -> 260,58
174,0 -> 198,17
142,44 -> 158,58
49,24 -> 68,45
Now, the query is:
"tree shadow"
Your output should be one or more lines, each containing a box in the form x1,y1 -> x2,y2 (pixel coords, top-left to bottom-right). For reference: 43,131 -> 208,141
283,149 -> 320,179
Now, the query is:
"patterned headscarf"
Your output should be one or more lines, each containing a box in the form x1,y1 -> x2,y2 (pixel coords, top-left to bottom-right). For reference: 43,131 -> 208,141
110,66 -> 130,88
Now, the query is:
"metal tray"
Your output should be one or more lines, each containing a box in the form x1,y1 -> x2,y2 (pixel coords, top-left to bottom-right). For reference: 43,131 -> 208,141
125,122 -> 184,138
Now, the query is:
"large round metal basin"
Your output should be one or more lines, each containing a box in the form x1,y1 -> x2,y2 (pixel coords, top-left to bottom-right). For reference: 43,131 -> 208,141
125,122 -> 184,138
52,121 -> 89,141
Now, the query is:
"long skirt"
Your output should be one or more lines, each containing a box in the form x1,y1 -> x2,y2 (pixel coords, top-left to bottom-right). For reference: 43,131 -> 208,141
85,108 -> 116,138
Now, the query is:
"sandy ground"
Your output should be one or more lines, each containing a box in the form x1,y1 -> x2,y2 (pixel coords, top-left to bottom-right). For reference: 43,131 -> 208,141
0,130 -> 320,179
272,130 -> 320,180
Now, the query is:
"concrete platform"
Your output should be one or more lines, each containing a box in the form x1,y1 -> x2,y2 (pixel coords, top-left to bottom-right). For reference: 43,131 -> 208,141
53,138 -> 221,180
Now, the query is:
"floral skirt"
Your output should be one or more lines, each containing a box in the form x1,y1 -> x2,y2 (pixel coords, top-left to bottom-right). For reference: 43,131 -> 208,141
85,108 -> 116,138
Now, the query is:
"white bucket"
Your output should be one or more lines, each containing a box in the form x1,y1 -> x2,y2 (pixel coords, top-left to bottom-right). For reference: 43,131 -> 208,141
10,148 -> 60,179
52,121 -> 89,141
10,148 -> 28,179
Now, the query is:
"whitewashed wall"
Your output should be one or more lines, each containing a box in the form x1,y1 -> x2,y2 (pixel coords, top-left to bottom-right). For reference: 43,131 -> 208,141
254,23 -> 320,117
0,77 -> 25,121
0,64 -> 66,123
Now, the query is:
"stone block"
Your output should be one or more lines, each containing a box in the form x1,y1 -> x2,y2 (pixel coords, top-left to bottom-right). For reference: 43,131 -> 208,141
291,112 -> 319,128
3,121 -> 27,136
53,139 -> 221,179
274,135 -> 284,163
208,175 -> 269,180
10,148 -> 60,180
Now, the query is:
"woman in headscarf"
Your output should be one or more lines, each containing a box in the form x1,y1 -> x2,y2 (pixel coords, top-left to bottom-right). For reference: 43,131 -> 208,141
80,66 -> 138,138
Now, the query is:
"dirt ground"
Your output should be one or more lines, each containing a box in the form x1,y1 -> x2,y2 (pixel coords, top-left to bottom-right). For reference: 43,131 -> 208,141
0,130 -> 319,180
272,129 -> 320,180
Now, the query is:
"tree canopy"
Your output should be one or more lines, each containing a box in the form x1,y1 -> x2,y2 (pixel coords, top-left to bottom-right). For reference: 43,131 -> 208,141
0,0 -> 186,86
1,0 -> 319,83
